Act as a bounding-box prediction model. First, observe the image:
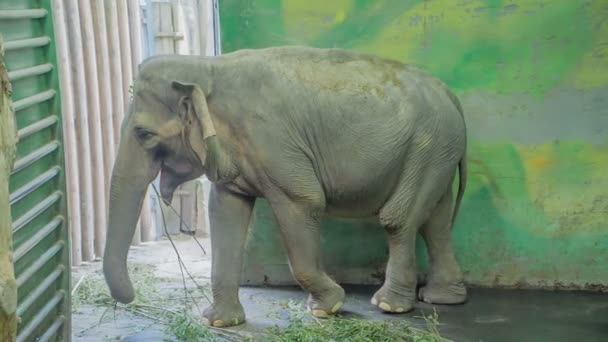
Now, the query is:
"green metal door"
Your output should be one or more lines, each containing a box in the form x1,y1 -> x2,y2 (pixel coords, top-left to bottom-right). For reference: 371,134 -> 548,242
1,1 -> 71,341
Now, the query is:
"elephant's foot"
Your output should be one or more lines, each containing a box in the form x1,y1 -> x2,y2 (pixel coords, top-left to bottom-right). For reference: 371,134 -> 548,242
307,284 -> 345,318
371,284 -> 415,313
418,281 -> 467,304
202,302 -> 245,327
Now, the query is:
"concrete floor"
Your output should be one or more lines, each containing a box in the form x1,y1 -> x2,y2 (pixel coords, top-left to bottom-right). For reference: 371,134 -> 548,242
72,237 -> 608,342
232,285 -> 608,342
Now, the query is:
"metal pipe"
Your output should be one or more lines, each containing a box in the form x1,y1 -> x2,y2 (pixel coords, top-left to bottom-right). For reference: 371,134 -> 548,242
0,9 -> 47,19
4,36 -> 50,51
15,291 -> 64,342
127,0 -> 143,81
12,192 -> 62,234
128,0 -> 156,242
9,166 -> 60,205
115,0 -> 142,245
51,0 -> 83,266
7,63 -> 53,81
117,0 -> 134,101
12,89 -> 55,111
78,0 -> 108,258
140,195 -> 155,242
13,216 -> 63,262
105,0 -> 125,147
91,0 -> 116,216
36,316 -> 65,342
65,0 -> 96,261
17,115 -> 58,139
16,241 -> 64,287
12,141 -> 60,173
16,267 -> 64,317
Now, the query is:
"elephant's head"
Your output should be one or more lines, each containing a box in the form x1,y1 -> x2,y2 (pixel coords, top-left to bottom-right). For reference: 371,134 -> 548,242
103,63 -> 217,304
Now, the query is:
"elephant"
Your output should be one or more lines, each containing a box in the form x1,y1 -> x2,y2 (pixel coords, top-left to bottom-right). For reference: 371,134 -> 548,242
102,45 -> 468,328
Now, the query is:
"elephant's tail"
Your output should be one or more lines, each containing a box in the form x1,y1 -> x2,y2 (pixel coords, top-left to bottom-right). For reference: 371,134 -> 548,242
446,87 -> 467,227
451,152 -> 467,227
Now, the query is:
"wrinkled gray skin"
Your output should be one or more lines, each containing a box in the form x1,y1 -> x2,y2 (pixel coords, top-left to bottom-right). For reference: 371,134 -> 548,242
103,46 -> 468,328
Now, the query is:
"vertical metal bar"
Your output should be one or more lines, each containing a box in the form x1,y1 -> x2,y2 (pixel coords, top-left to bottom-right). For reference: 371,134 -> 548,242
145,0 -> 155,56
129,0 -> 156,242
44,0 -> 73,339
128,0 -> 144,73
116,0 -> 134,109
65,0 -> 96,262
105,0 -> 125,148
78,0 -> 108,258
92,0 -> 117,210
51,0 -> 83,267
212,0 -> 221,55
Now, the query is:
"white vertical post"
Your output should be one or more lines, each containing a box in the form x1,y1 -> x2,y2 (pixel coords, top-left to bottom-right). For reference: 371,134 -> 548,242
78,0 -> 108,258
91,0 -> 116,200
51,0 -> 83,266
65,0 -> 96,261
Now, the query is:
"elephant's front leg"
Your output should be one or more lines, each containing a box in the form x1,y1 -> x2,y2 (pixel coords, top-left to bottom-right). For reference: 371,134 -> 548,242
202,185 -> 254,327
269,196 -> 345,318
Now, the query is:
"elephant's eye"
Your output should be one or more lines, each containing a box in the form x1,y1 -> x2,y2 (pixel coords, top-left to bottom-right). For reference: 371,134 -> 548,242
135,128 -> 156,141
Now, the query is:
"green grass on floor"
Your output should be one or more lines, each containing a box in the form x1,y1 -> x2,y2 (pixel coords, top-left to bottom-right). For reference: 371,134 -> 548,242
72,264 -> 448,341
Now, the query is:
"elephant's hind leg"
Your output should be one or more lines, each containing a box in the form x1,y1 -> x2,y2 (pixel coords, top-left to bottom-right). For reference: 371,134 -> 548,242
372,175 -> 438,314
371,224 -> 418,314
418,186 -> 467,305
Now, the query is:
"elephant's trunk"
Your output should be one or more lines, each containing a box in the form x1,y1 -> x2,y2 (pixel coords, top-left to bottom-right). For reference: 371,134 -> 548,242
103,131 -> 159,304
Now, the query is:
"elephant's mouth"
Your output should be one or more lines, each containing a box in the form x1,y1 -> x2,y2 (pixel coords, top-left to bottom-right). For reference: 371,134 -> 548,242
159,166 -> 184,205
158,159 -> 201,205
159,172 -> 173,205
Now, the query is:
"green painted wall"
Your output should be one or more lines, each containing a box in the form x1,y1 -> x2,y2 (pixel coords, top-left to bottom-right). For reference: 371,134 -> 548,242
219,0 -> 608,289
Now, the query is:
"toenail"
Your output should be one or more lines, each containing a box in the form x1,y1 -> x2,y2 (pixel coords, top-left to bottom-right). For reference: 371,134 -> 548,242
331,301 -> 343,313
371,297 -> 378,305
396,307 -> 405,313
201,318 -> 210,326
312,309 -> 329,318
379,302 -> 392,312
212,320 -> 226,327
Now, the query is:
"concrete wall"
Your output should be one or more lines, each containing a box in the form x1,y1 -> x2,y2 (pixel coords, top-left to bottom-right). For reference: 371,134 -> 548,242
219,0 -> 608,289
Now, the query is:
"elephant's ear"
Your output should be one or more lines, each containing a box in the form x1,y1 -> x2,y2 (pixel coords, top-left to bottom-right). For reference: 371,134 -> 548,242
171,80 -> 217,140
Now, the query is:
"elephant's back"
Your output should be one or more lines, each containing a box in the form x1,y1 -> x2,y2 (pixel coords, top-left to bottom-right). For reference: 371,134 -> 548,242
219,46 -> 412,99
267,46 -> 411,97
214,45 -> 463,139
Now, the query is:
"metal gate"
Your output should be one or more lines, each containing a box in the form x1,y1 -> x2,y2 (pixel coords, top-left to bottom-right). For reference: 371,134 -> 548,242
1,0 -> 71,341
